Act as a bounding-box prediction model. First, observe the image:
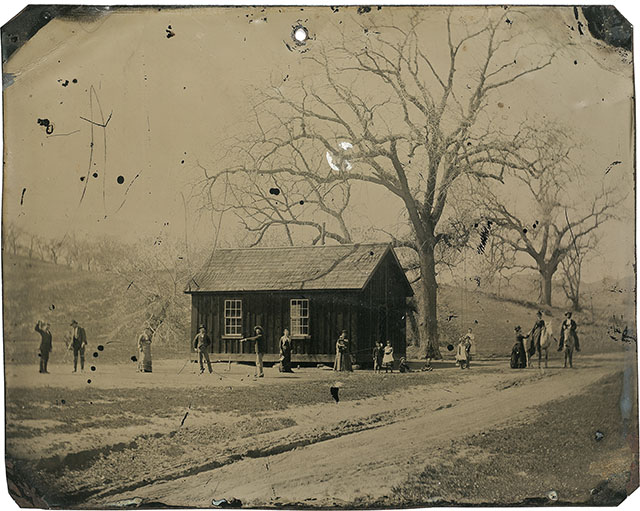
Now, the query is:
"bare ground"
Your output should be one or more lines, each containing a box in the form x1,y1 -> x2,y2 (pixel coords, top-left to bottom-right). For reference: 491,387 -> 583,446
4,350 -> 638,508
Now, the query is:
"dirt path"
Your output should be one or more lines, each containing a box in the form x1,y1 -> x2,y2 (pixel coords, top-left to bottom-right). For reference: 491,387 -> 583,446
94,353 -> 631,508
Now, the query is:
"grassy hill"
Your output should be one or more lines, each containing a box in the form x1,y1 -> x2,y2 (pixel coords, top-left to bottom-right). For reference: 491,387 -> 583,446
2,254 -> 190,365
2,254 -> 634,366
427,282 -> 634,359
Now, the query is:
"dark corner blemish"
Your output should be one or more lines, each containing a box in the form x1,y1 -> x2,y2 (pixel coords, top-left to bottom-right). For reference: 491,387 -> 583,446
581,6 -> 632,51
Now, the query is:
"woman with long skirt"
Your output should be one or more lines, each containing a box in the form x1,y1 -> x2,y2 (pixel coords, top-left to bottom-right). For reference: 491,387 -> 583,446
279,328 -> 294,373
333,330 -> 353,372
138,326 -> 153,373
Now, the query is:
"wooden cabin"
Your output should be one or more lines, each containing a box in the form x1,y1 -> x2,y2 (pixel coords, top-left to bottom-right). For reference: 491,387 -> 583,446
184,243 -> 413,366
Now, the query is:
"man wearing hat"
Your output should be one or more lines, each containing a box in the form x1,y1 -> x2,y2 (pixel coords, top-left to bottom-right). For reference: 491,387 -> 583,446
69,319 -> 87,373
558,311 -> 580,368
193,324 -> 213,374
35,320 -> 52,374
241,326 -> 266,378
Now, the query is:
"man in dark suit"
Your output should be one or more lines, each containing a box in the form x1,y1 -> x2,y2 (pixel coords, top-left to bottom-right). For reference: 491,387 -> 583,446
69,319 -> 87,372
35,320 -> 52,373
193,324 -> 213,374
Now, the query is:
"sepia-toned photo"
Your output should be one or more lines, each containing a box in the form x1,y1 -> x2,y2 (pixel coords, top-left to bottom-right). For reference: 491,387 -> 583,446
1,4 -> 638,508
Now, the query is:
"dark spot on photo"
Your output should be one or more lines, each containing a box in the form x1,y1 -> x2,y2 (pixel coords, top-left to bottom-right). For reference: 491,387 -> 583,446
269,187 -> 280,196
90,366 -> 96,372
131,355 -> 138,362
80,176 -> 85,181
117,175 -> 125,184
93,352 -> 99,358
97,345 -> 104,351
93,172 -> 98,178
299,200 -> 304,205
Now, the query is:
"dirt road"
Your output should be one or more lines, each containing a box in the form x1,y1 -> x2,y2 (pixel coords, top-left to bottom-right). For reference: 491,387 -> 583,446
86,352 -> 635,508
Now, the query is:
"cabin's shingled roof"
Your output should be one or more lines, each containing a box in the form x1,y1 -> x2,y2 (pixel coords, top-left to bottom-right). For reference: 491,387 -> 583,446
185,243 -> 412,293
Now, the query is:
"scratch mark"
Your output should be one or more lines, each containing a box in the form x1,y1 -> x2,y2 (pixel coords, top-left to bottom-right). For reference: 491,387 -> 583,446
79,111 -> 112,128
47,129 -> 81,138
20,188 -> 26,205
113,172 -> 142,214
604,160 -> 622,175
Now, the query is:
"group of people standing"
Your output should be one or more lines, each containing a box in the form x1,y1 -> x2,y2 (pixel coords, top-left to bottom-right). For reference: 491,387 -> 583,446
33,319 -> 88,373
191,324 -> 292,378
511,310 -> 580,369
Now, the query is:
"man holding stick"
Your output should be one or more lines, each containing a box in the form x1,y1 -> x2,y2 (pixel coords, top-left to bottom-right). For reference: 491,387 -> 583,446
241,325 -> 265,378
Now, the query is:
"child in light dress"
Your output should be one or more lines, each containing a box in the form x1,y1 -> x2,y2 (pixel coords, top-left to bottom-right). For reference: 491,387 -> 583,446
382,340 -> 394,373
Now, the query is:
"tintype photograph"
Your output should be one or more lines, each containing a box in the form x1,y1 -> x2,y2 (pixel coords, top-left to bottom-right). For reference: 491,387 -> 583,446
1,4 -> 638,508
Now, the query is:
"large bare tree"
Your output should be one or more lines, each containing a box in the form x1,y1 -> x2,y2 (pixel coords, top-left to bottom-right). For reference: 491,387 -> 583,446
199,8 -> 559,355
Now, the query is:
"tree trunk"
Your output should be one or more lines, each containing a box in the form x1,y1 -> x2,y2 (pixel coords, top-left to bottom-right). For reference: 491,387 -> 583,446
541,268 -> 553,306
419,239 -> 441,359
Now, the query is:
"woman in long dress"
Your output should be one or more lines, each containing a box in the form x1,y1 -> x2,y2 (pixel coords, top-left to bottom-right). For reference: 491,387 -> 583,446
510,326 -> 527,369
333,330 -> 353,372
138,327 -> 153,373
279,328 -> 293,373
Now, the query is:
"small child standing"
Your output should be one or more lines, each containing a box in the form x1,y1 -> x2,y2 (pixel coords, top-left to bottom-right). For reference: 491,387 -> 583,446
372,341 -> 384,373
455,338 -> 469,369
382,340 -> 394,373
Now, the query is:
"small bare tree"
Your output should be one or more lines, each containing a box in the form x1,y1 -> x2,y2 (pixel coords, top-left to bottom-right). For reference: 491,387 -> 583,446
477,132 -> 620,306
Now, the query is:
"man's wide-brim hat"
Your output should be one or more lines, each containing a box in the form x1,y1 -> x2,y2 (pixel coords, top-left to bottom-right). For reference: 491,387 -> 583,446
565,311 -> 572,317
515,325 -> 521,332
70,320 -> 78,326
254,325 -> 263,332
199,324 -> 206,330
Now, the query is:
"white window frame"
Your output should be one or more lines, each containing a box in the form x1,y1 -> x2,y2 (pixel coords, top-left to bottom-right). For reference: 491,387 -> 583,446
224,299 -> 243,337
290,298 -> 310,337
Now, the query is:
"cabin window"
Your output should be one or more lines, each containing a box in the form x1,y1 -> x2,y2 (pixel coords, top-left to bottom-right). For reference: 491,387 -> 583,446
290,299 -> 309,337
224,299 -> 243,337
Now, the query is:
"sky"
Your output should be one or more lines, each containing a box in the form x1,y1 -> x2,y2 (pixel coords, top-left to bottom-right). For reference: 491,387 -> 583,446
1,5 -> 635,281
